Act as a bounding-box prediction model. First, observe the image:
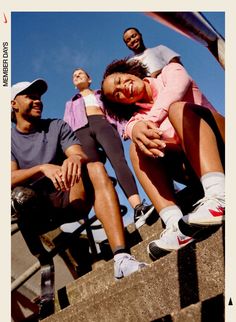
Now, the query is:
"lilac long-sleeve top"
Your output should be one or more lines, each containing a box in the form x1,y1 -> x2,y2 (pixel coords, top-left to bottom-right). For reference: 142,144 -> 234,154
64,90 -> 126,137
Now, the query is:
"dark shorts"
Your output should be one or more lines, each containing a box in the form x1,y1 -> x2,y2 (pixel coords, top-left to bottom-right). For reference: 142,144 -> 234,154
30,176 -> 70,209
25,177 -> 83,232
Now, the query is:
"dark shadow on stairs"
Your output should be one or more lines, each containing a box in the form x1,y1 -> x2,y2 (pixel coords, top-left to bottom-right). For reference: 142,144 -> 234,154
178,243 -> 199,308
201,293 -> 224,322
57,286 -> 70,310
177,225 -> 224,309
151,314 -> 172,322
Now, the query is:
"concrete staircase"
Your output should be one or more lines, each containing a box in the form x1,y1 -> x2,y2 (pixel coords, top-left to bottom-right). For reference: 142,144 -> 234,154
42,215 -> 225,322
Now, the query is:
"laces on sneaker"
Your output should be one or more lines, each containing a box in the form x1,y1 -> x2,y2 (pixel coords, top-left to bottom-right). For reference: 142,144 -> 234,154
193,194 -> 225,210
159,224 -> 177,238
114,254 -> 147,279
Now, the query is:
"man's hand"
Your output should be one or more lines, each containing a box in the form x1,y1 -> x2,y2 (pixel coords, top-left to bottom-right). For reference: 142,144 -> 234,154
40,164 -> 67,191
40,154 -> 82,191
132,120 -> 166,157
61,154 -> 82,189
63,144 -> 88,189
11,143 -> 87,191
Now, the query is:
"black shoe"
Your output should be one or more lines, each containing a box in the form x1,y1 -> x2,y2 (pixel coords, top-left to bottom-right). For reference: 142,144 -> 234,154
134,200 -> 155,229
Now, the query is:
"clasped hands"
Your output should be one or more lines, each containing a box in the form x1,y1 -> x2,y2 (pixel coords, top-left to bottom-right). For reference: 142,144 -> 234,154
40,154 -> 82,191
132,120 -> 166,158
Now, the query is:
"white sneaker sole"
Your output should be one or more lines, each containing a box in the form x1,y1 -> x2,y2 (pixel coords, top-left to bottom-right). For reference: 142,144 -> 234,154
183,215 -> 225,227
135,206 -> 155,229
148,236 -> 194,256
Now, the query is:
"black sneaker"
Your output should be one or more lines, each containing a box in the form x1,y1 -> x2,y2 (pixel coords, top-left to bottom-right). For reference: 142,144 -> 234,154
134,200 -> 155,229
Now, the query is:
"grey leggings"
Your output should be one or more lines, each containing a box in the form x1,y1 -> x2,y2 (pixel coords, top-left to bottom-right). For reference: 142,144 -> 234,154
75,115 -> 138,199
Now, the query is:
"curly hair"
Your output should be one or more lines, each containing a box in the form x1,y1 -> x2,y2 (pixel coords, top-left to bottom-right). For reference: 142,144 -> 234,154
100,58 -> 148,122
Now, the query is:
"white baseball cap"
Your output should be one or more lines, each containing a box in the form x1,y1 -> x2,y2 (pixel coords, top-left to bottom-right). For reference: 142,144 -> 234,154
11,79 -> 48,100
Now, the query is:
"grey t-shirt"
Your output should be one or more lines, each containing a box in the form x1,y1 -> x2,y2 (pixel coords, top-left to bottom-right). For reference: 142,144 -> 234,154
11,118 -> 81,170
128,45 -> 180,74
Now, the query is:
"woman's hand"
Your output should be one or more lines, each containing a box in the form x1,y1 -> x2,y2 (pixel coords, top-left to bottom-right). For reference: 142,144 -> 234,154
132,120 -> 166,157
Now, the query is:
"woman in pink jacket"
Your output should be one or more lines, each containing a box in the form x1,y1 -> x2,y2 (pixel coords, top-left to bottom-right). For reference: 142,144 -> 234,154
101,58 -> 225,260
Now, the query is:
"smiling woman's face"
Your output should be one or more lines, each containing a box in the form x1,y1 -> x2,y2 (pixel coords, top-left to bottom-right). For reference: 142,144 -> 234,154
102,72 -> 146,105
72,69 -> 90,89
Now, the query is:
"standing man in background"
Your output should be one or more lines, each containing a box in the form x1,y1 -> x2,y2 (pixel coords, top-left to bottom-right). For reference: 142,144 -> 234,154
123,27 -> 181,77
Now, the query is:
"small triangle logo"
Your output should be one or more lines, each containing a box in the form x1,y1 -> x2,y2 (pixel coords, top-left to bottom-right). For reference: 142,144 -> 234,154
228,298 -> 233,305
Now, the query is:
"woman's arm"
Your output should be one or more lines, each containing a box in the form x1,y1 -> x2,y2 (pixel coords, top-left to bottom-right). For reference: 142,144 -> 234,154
147,63 -> 192,124
63,101 -> 72,125
126,63 -> 192,139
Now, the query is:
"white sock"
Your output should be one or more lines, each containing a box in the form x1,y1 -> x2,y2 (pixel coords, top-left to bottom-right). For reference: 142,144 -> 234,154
159,205 -> 183,228
200,172 -> 225,197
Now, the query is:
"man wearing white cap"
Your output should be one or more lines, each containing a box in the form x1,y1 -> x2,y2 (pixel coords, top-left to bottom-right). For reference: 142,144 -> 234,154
11,79 -> 147,278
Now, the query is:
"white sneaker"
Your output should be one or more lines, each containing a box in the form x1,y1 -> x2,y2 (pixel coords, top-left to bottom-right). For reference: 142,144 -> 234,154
114,253 -> 148,279
182,195 -> 225,227
147,224 -> 194,260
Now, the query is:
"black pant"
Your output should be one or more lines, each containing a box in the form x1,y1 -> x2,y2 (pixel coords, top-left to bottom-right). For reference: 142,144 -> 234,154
75,115 -> 138,199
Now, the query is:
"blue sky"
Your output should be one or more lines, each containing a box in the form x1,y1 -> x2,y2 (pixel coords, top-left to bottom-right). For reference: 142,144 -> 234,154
11,11 -> 225,226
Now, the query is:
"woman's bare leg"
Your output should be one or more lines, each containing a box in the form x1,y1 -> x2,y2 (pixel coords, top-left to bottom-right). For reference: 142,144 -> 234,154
86,161 -> 125,251
130,142 -> 177,213
168,102 -> 224,177
168,102 -> 225,227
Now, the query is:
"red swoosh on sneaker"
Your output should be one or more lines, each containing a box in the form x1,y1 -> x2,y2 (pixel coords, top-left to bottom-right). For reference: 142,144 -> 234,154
177,237 -> 193,246
209,206 -> 224,217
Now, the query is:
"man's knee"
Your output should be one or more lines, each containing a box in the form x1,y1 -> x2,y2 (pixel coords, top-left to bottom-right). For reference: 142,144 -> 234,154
11,186 -> 40,214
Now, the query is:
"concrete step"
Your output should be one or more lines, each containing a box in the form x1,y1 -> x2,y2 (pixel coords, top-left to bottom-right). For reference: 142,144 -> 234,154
53,220 -> 221,310
11,215 -> 162,321
51,218 -> 164,311
42,226 -> 224,321
156,293 -> 224,322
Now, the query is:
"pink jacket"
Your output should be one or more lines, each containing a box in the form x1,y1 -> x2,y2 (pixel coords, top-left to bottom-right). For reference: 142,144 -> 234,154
125,63 -> 216,143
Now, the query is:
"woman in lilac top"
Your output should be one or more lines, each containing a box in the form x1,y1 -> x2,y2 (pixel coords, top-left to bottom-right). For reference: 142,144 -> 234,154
64,68 -> 154,229
101,58 -> 225,260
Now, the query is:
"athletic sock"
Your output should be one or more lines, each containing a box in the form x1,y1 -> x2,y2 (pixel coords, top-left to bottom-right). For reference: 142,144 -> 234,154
159,205 -> 183,228
113,252 -> 130,262
200,172 -> 225,197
